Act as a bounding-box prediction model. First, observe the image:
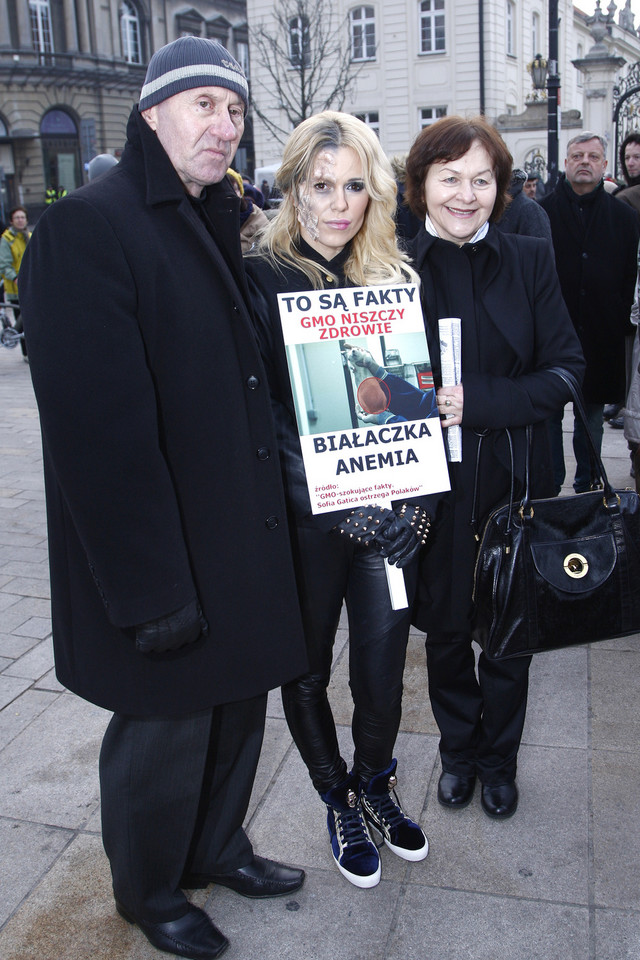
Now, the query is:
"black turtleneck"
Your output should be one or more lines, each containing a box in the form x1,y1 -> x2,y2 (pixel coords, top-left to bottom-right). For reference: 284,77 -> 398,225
296,237 -> 353,287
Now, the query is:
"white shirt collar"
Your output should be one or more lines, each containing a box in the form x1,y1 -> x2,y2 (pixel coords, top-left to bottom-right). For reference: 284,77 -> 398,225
424,213 -> 490,245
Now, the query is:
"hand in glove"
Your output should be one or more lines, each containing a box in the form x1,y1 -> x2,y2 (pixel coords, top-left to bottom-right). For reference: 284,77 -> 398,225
333,504 -> 431,568
135,598 -> 209,654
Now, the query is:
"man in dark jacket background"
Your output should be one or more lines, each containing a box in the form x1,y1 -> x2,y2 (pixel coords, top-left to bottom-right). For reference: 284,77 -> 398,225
495,168 -> 552,242
540,132 -> 640,492
20,37 -> 307,960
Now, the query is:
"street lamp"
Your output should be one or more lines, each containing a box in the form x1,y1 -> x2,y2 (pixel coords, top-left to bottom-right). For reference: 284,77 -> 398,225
547,0 -> 560,189
529,54 -> 549,91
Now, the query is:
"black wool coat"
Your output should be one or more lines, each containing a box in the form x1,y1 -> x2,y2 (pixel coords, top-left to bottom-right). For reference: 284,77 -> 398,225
540,178 -> 639,403
20,107 -> 306,716
411,227 -> 585,633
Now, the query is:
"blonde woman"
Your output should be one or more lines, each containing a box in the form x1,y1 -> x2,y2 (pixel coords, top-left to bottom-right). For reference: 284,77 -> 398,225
246,111 -> 432,889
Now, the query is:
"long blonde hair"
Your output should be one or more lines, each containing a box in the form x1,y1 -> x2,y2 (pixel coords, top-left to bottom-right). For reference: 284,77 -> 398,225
250,111 -> 418,288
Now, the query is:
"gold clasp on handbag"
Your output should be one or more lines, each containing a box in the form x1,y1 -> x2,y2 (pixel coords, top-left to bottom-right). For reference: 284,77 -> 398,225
563,553 -> 589,579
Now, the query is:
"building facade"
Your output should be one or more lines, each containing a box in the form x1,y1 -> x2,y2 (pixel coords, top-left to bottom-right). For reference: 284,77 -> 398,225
0,0 -> 250,221
246,0 -> 640,179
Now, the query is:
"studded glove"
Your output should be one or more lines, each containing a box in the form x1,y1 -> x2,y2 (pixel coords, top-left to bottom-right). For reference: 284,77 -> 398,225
333,503 -> 431,568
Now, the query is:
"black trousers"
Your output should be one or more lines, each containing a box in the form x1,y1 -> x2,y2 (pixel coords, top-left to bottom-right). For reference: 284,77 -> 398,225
99,693 -> 267,922
282,524 -> 417,793
426,632 -> 531,785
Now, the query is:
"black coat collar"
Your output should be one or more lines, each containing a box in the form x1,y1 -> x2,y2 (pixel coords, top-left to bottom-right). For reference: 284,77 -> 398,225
122,107 -> 237,210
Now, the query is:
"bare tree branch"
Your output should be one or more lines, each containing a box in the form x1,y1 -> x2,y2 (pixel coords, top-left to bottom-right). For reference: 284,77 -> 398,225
249,0 -> 367,145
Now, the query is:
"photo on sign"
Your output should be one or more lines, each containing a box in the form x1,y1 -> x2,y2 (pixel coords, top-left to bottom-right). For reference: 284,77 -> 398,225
286,332 -> 436,438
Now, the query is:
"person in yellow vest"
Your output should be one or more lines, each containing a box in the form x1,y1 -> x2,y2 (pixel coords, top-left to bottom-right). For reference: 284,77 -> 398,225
0,206 -> 31,357
45,186 -> 68,204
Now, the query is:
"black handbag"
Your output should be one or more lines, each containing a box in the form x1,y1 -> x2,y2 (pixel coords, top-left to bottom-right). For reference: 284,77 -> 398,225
472,367 -> 640,660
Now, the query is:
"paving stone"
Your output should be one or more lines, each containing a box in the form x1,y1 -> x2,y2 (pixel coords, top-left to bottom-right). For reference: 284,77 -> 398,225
204,868 -> 400,960
590,643 -> 640,752
592,749 -> 640,911
3,638 -> 54,681
388,886 -> 589,960
0,545 -> 49,564
0,693 -> 109,828
524,645 -> 588,749
33,667 -> 65,693
12,617 -> 52,640
0,689 -> 60,750
0,632 -> 41,658
0,597 -> 50,632
0,497 -> 29,511
416,744 -> 589,905
0,560 -> 50,580
0,832 -> 210,960
594,908 -> 640,960
247,716 -> 298,822
0,675 -> 33,710
0,817 -> 73,925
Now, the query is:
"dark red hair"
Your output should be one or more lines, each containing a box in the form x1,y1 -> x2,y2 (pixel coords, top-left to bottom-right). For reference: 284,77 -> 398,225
405,115 -> 512,223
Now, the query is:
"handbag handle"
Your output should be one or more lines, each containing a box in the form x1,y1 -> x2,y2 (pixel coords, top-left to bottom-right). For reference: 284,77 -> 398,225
520,366 -> 615,509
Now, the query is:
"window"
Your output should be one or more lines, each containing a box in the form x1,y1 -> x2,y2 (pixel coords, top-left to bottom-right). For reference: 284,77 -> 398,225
350,6 -> 376,61
41,109 -> 81,194
354,111 -> 380,136
176,10 -> 204,37
532,12 -> 540,56
120,1 -> 141,64
29,0 -> 54,62
420,106 -> 447,127
236,41 -> 249,79
506,0 -> 515,56
420,0 -> 445,54
289,15 -> 311,68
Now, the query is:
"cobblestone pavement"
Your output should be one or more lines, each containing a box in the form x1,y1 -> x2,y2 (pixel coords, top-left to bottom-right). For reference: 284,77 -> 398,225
1,349 -> 639,960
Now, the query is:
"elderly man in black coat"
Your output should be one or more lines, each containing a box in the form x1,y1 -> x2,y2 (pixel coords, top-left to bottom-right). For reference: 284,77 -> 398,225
20,37 -> 307,960
540,132 -> 640,492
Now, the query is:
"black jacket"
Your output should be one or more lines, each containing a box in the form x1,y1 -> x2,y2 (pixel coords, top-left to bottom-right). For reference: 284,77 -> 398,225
20,107 -> 306,715
540,177 -> 639,402
411,226 -> 585,632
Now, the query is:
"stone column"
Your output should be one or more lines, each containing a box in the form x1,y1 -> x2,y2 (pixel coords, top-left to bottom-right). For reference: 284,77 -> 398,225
572,2 -> 627,166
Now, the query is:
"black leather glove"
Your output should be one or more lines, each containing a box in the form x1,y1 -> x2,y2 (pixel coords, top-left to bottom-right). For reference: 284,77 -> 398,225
333,504 -> 431,568
135,598 -> 209,654
375,505 -> 431,567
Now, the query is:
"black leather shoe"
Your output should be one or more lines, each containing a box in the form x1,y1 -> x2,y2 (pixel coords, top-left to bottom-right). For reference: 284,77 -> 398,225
115,900 -> 229,959
437,772 -> 476,809
481,782 -> 518,819
183,855 -> 305,899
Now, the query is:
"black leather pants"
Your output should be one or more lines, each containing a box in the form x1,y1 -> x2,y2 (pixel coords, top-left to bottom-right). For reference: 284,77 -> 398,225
425,632 -> 531,785
283,523 -> 418,793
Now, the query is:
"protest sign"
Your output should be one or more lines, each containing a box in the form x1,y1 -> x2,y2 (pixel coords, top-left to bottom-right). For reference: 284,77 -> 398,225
277,283 -> 450,517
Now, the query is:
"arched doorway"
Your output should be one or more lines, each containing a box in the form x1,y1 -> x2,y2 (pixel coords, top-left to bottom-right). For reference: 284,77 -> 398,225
40,109 -> 81,194
613,62 -> 640,179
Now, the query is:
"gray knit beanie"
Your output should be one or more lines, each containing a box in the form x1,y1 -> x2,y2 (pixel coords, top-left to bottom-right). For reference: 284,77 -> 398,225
139,36 -> 248,113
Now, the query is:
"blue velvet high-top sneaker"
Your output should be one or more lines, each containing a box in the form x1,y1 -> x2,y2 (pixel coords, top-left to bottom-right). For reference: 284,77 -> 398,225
320,774 -> 381,888
360,760 -> 429,861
